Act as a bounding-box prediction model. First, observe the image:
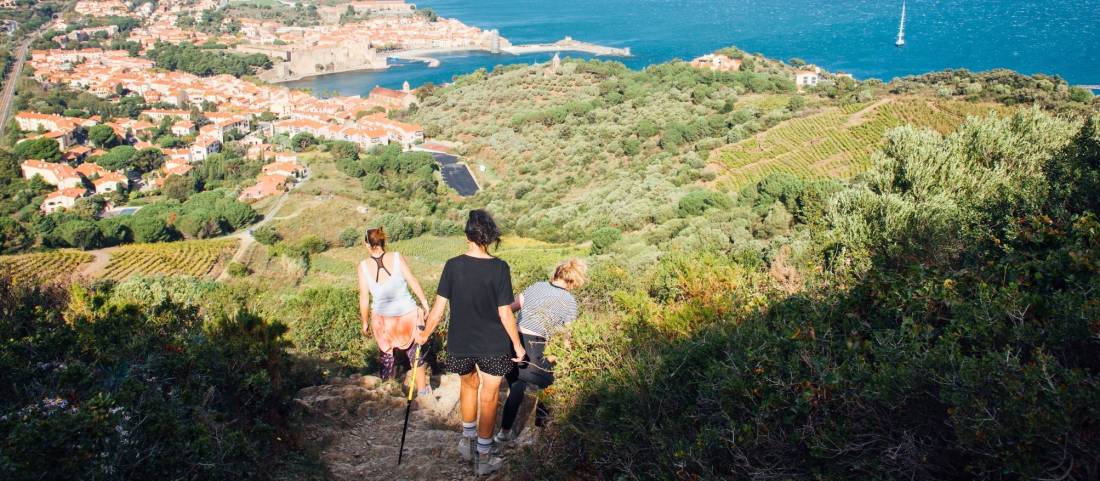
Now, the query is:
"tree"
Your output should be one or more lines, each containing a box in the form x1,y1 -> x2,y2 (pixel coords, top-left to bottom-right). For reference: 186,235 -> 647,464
162,174 -> 196,201
252,225 -> 281,245
129,215 -> 173,243
291,132 -> 317,152
87,124 -> 118,148
57,219 -> 102,249
590,226 -> 622,255
131,148 -> 166,173
328,140 -> 359,161
0,217 -> 32,253
678,190 -> 732,217
13,138 -> 61,161
96,145 -> 138,171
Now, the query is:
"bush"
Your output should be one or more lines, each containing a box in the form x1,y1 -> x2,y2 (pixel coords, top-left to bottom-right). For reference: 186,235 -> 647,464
339,227 -> 361,248
253,225 -> 281,245
589,226 -> 621,255
280,286 -> 364,364
0,277 -> 313,480
299,234 -> 328,254
678,190 -> 732,217
226,261 -> 250,277
291,132 -> 317,152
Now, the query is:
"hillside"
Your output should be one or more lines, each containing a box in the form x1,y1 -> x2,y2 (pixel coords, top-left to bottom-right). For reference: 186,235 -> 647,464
410,60 -> 1042,243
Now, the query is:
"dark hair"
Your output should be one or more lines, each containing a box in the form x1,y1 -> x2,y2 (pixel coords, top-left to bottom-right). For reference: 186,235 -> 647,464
365,227 -> 386,248
465,209 -> 501,249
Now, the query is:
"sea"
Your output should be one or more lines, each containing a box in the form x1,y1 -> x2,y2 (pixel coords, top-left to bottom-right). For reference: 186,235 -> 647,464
284,0 -> 1100,96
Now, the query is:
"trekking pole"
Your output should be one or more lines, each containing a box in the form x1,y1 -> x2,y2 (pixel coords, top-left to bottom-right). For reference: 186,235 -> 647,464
397,327 -> 425,466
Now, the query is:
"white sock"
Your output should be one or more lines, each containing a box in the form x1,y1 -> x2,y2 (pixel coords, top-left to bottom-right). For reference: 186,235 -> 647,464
462,422 -> 477,439
476,437 -> 493,455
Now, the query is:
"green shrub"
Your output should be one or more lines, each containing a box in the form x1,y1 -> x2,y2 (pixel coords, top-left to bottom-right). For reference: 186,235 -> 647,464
677,190 -> 732,217
226,261 -> 250,277
252,225 -> 281,245
589,226 -> 621,255
280,286 -> 365,365
0,277 -> 316,480
299,234 -> 328,254
339,227 -> 361,248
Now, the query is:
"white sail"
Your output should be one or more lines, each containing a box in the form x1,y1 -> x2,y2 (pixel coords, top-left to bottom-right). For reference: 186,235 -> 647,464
896,0 -> 906,46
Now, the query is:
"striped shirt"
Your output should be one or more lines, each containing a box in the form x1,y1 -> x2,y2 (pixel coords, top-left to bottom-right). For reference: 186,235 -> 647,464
516,281 -> 578,339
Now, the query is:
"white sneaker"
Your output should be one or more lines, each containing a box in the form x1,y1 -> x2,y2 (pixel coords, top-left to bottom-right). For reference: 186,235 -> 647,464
458,435 -> 475,462
475,452 -> 503,475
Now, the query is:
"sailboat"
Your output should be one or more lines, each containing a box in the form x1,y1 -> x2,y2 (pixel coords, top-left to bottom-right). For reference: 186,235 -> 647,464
895,0 -> 907,47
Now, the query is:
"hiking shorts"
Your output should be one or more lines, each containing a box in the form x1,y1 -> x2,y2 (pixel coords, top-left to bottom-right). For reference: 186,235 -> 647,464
446,355 -> 514,377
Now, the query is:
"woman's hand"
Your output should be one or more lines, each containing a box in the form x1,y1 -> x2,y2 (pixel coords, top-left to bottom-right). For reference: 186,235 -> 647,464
361,322 -> 370,337
414,328 -> 430,346
512,342 -> 527,363
545,355 -> 557,364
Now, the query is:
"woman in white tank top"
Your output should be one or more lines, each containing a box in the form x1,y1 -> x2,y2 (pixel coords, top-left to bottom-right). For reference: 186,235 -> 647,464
357,226 -> 431,394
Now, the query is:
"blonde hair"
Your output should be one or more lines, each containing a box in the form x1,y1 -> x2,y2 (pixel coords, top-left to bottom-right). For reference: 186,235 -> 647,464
552,258 -> 588,290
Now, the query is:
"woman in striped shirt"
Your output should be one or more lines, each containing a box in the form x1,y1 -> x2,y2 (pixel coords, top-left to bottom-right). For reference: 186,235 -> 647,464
496,258 -> 587,443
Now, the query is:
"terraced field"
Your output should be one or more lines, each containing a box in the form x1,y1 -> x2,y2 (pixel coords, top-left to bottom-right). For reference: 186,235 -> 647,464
710,97 -> 1009,189
101,239 -> 239,280
0,250 -> 94,284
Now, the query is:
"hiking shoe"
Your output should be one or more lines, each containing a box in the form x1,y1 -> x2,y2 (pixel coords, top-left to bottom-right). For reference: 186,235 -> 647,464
493,429 -> 515,446
475,452 -> 503,475
458,436 -> 475,462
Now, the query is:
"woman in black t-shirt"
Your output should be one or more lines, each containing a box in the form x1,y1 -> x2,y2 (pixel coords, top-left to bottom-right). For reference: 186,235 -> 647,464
417,209 -> 524,475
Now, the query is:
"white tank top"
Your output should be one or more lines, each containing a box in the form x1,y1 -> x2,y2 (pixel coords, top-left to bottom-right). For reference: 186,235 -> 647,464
363,253 -> 418,317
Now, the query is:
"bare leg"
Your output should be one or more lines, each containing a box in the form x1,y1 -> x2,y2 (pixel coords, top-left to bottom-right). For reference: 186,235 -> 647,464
477,371 -> 504,439
460,371 -> 480,424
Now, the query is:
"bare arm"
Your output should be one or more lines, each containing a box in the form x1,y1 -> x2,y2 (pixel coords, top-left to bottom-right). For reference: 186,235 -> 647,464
499,305 -> 525,362
356,261 -> 371,336
399,254 -> 430,314
416,295 -> 448,345
509,293 -> 524,313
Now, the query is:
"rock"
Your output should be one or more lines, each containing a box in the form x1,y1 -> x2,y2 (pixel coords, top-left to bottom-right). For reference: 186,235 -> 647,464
417,374 -> 462,422
358,375 -> 383,389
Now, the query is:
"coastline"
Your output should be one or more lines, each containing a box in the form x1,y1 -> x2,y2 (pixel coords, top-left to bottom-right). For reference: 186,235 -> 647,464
267,38 -> 631,85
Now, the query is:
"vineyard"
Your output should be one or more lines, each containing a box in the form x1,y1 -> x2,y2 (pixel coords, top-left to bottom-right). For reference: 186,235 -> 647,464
0,250 -> 94,284
710,97 -> 1009,189
101,239 -> 239,280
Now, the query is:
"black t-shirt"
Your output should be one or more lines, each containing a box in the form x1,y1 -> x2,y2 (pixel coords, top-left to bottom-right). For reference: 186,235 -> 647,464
437,255 -> 515,357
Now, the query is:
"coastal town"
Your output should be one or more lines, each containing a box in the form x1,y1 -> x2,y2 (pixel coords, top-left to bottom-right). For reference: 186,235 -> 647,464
2,0 -> 639,218
12,0 -> 433,214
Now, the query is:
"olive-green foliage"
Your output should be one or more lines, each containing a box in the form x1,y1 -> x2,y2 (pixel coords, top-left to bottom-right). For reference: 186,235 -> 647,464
252,225 -> 281,245
339,227 -> 360,248
677,190 -> 732,216
145,41 -> 271,77
0,277 -> 319,480
890,68 -> 1094,114
589,226 -> 621,255
530,111 -> 1100,480
13,137 -> 60,161
280,286 -> 365,365
298,234 -> 328,254
412,57 -> 795,241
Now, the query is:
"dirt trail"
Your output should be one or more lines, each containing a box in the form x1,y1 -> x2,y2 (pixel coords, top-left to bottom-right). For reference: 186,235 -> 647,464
294,374 -> 534,481
845,97 -> 894,127
79,247 -> 117,278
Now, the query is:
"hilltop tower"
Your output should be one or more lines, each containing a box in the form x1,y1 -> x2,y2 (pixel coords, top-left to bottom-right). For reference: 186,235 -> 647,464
551,52 -> 561,71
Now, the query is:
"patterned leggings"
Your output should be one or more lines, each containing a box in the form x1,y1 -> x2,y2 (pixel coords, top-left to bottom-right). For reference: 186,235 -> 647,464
379,344 -> 428,380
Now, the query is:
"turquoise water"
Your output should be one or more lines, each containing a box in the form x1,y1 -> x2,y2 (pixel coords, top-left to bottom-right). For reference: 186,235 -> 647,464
285,0 -> 1100,96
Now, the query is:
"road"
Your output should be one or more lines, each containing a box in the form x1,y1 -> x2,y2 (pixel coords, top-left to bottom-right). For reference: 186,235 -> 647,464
0,24 -> 47,138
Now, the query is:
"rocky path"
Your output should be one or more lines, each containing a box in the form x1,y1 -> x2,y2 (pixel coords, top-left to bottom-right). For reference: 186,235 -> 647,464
293,374 -> 535,481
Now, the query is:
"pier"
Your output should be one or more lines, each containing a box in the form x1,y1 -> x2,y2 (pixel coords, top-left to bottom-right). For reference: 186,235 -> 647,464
501,37 -> 631,57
